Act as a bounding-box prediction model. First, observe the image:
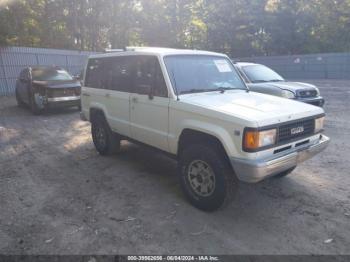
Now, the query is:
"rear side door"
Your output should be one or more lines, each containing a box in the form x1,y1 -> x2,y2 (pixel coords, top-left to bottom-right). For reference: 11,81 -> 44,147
129,55 -> 170,152
103,56 -> 134,136
84,56 -> 132,137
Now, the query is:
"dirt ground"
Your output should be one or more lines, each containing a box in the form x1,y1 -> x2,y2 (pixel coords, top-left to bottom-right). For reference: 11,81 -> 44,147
0,80 -> 349,255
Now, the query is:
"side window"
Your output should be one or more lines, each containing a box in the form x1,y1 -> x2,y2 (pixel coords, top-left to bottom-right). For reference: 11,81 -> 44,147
133,56 -> 155,95
105,57 -> 133,92
133,56 -> 168,97
85,58 -> 104,89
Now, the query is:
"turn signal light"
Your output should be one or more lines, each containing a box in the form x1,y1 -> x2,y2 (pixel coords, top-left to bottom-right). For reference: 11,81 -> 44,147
243,129 -> 277,151
244,131 -> 259,150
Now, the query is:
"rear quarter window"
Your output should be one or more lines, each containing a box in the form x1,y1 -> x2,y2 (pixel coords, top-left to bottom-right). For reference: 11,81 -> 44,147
85,58 -> 105,89
85,56 -> 133,92
85,55 -> 167,97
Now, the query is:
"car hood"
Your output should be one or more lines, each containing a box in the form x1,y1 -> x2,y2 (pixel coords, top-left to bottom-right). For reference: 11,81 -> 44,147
180,90 -> 324,127
248,81 -> 317,93
32,80 -> 81,89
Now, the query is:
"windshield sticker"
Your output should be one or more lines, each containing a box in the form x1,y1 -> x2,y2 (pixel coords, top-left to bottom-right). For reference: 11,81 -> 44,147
214,60 -> 232,73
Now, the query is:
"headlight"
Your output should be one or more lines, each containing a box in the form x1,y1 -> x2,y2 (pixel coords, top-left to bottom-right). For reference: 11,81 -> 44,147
315,116 -> 325,133
315,87 -> 320,96
281,89 -> 295,99
243,128 -> 277,151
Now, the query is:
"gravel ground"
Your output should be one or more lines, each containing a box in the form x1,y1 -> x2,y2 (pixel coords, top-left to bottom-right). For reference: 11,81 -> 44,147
0,80 -> 349,255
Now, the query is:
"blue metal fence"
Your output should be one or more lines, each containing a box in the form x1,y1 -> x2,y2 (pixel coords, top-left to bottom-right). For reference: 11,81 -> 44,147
0,46 -> 97,96
2,47 -> 349,95
238,52 -> 350,80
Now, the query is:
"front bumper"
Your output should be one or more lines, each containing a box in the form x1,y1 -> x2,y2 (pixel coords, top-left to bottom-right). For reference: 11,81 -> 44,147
296,96 -> 325,107
47,96 -> 80,103
46,96 -> 81,108
230,134 -> 330,183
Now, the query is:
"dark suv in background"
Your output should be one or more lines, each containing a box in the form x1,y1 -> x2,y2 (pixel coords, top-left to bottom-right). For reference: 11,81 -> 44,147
15,66 -> 81,114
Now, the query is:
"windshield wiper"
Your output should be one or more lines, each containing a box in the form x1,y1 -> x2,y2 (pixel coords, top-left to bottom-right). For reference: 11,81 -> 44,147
251,80 -> 269,83
180,89 -> 210,94
209,87 -> 235,93
181,87 -> 246,95
269,79 -> 284,82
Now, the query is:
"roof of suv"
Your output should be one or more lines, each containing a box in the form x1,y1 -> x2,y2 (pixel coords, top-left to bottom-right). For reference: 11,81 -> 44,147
89,47 -> 227,59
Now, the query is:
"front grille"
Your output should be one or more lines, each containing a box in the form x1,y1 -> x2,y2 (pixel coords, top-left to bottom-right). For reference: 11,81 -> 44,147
277,118 -> 315,143
47,87 -> 80,98
298,89 -> 317,98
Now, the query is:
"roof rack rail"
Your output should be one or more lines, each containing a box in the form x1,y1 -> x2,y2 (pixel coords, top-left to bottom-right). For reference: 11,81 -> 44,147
104,48 -> 124,53
124,46 -> 152,51
103,47 -> 155,52
125,46 -> 175,51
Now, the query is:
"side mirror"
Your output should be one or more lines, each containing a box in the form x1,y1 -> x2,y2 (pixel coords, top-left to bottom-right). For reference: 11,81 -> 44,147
148,86 -> 154,100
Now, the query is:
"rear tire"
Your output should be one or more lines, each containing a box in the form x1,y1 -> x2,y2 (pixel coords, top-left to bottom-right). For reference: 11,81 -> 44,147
178,143 -> 238,211
91,113 -> 120,155
274,166 -> 296,178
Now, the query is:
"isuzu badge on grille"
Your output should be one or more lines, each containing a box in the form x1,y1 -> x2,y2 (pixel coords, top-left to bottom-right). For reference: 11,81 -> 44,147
291,126 -> 304,135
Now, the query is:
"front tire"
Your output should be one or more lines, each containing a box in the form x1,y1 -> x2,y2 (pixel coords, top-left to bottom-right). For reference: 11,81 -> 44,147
91,114 -> 120,155
178,144 -> 238,211
30,95 -> 42,115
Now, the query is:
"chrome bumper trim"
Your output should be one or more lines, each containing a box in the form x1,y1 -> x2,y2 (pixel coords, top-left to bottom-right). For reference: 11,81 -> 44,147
47,96 -> 80,102
230,135 -> 330,183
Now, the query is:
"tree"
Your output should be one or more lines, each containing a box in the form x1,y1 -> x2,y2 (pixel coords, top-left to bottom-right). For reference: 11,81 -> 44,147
1,0 -> 349,55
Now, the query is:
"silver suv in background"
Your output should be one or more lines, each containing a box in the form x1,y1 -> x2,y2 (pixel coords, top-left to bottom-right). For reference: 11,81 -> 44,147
235,62 -> 325,107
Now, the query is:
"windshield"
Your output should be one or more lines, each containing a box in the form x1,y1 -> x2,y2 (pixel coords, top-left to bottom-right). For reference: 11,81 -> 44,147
32,68 -> 73,81
164,55 -> 247,95
242,65 -> 284,83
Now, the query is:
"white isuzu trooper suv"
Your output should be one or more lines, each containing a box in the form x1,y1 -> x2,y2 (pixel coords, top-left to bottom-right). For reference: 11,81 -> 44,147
81,47 -> 330,211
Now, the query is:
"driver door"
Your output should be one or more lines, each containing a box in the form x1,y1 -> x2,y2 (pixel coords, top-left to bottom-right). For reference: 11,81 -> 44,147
129,55 -> 170,152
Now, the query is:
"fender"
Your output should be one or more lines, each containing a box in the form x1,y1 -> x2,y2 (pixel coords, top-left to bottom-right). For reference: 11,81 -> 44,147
170,119 -> 241,158
89,102 -> 109,122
